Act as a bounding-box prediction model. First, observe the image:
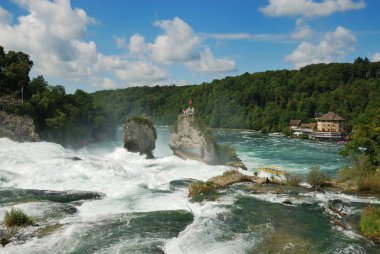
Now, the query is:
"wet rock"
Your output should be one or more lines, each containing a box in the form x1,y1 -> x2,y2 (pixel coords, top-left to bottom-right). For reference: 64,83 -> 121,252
226,161 -> 247,170
169,114 -> 244,166
0,111 -> 39,142
123,116 -> 156,158
188,170 -> 266,197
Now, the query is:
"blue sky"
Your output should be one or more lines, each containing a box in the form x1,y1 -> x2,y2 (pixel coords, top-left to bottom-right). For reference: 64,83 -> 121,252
0,0 -> 379,93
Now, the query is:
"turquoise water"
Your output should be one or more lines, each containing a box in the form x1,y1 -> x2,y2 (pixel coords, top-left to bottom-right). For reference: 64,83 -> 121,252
214,129 -> 350,175
0,127 -> 378,254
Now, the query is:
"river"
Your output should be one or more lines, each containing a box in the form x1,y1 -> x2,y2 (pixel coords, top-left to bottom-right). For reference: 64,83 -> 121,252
0,127 -> 379,253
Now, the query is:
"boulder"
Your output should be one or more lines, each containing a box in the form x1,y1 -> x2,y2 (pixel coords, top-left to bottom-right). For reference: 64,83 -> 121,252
123,116 -> 156,158
0,111 -> 39,142
169,114 -> 244,167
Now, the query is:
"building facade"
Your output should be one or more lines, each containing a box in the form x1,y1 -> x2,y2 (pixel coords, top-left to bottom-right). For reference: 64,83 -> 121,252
315,112 -> 345,132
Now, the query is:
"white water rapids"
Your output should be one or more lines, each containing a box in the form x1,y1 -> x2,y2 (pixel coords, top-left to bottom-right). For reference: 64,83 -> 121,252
0,128 -> 379,254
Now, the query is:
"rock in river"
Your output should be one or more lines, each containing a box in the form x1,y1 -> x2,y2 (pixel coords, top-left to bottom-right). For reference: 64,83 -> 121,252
123,116 -> 157,158
169,114 -> 245,167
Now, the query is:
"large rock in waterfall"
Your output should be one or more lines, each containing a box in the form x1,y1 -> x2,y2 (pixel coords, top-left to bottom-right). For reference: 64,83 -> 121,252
123,116 -> 157,158
0,111 -> 39,142
169,114 -> 245,168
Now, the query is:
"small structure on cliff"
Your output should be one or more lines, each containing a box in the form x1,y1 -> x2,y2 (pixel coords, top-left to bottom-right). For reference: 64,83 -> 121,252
123,116 -> 157,158
169,114 -> 245,168
0,111 -> 39,142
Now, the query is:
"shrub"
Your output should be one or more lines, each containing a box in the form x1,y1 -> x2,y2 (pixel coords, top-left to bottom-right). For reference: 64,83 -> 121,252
360,206 -> 380,240
359,173 -> 380,192
285,174 -> 302,186
4,207 -> 34,228
307,166 -> 329,188
299,133 -> 309,139
337,166 -> 380,192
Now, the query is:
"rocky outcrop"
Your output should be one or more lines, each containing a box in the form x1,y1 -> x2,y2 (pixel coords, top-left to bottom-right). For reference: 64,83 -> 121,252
188,170 -> 267,197
123,116 -> 156,158
0,111 -> 39,142
169,114 -> 244,167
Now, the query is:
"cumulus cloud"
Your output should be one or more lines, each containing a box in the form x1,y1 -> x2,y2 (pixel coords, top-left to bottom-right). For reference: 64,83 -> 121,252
148,17 -> 201,64
186,48 -> 236,73
129,34 -> 146,55
127,17 -> 236,73
260,0 -> 366,18
371,53 -> 380,62
0,0 -> 168,88
0,6 -> 11,24
291,19 -> 313,40
285,26 -> 356,68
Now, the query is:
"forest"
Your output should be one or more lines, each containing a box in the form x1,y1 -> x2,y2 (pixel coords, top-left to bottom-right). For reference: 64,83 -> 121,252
93,58 -> 380,131
1,45 -> 379,166
0,46 -> 114,146
93,58 -> 380,166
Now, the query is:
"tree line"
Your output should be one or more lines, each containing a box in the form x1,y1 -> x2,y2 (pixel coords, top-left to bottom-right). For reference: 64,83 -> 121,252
0,46 -> 114,146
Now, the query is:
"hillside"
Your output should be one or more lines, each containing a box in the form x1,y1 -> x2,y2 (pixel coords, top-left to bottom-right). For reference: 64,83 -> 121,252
92,60 -> 380,133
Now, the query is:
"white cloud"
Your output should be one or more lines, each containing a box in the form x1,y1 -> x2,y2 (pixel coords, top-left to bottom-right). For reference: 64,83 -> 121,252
129,34 -> 146,55
0,0 -> 168,88
260,0 -> 366,18
148,17 -> 201,64
371,53 -> 380,62
128,17 -> 236,73
186,48 -> 236,73
290,19 -> 313,40
202,32 -> 286,42
90,77 -> 118,89
285,26 -> 356,68
0,6 -> 11,24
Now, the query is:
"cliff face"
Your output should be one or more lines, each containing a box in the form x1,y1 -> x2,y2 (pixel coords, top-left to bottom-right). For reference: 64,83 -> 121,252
0,111 -> 39,142
123,116 -> 157,158
169,114 -> 244,167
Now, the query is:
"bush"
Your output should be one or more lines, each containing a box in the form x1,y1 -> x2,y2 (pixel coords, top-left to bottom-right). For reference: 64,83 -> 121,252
285,174 -> 302,186
307,166 -> 329,188
360,206 -> 380,240
4,207 -> 34,228
359,173 -> 380,191
337,166 -> 380,192
299,133 -> 309,139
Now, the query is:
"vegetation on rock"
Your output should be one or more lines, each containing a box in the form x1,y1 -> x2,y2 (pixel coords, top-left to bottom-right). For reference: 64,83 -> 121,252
125,116 -> 157,139
1,207 -> 34,247
336,155 -> 380,192
4,207 -> 34,228
360,206 -> 380,240
307,166 -> 329,188
188,170 -> 266,198
285,174 -> 302,186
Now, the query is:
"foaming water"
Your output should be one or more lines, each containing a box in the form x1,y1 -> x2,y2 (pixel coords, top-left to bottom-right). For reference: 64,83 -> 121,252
0,128 -> 377,254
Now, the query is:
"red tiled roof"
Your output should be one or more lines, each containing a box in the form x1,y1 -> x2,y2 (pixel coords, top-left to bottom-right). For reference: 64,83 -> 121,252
315,112 -> 345,121
288,119 -> 301,126
300,123 -> 316,129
